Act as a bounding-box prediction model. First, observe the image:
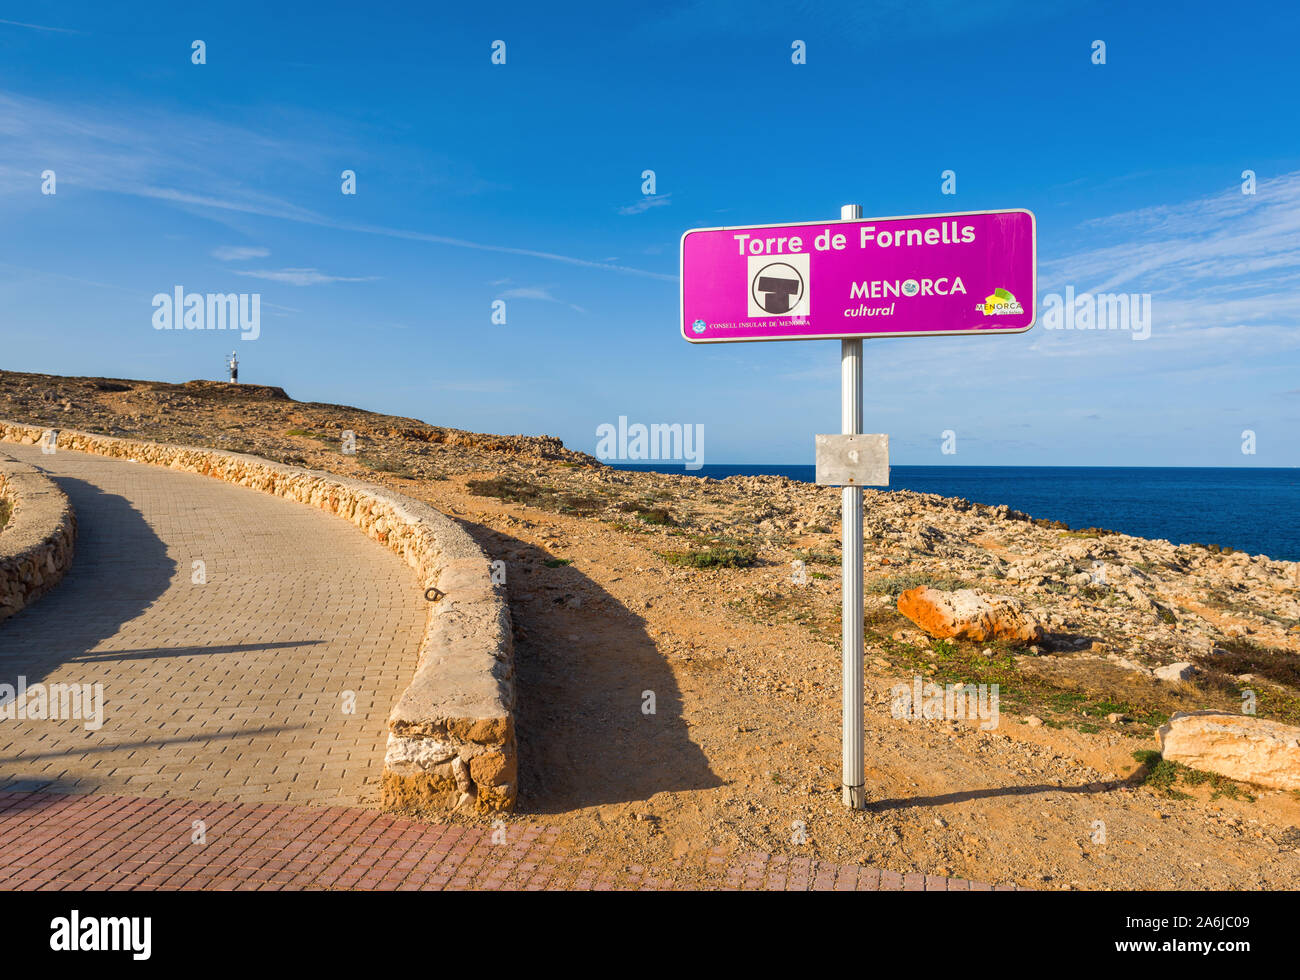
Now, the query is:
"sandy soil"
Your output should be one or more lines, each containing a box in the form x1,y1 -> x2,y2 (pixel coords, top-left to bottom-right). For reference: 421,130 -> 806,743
445,487 -> 1300,890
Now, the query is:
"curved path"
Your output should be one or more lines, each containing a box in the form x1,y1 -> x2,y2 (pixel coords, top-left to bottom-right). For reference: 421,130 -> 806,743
0,443 -> 426,806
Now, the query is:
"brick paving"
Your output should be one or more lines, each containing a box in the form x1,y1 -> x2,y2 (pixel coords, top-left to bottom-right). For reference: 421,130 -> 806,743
0,790 -> 1013,890
0,444 -> 427,806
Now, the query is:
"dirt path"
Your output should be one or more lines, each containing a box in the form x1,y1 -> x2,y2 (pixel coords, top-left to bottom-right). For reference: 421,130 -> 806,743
439,490 -> 1300,890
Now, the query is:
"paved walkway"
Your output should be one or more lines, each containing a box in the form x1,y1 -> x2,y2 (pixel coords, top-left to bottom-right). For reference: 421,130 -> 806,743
0,791 -> 1008,890
0,444 -> 426,806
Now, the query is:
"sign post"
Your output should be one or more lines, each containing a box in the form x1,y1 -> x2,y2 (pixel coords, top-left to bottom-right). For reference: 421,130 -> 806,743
680,204 -> 1035,809
837,204 -> 866,808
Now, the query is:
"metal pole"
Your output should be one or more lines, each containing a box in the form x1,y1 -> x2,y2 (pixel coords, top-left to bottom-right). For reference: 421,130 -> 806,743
839,203 -> 866,809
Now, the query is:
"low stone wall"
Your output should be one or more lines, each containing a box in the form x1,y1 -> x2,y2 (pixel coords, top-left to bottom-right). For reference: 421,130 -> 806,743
0,451 -> 77,623
0,421 -> 516,811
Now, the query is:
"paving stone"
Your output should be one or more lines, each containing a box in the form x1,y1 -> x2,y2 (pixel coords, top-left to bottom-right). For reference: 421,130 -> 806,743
0,445 -> 426,806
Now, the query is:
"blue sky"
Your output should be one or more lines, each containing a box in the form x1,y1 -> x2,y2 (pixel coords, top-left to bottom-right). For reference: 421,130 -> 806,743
2,0 -> 1298,467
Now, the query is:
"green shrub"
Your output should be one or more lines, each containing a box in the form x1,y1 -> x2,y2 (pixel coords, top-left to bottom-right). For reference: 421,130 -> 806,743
661,546 -> 758,569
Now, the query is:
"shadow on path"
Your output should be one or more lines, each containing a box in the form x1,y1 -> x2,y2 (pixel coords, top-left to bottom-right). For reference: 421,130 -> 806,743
70,640 -> 323,663
867,776 -> 1135,812
458,522 -> 722,813
0,477 -> 174,685
0,723 -> 309,767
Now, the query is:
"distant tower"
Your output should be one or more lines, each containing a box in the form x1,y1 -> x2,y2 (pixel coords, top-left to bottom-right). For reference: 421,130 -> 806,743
227,351 -> 239,384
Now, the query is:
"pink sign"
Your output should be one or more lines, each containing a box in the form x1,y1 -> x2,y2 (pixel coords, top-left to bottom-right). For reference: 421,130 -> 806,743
680,209 -> 1036,343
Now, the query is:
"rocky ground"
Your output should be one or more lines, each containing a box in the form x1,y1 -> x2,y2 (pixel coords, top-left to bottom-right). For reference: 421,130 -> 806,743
3,368 -> 1299,890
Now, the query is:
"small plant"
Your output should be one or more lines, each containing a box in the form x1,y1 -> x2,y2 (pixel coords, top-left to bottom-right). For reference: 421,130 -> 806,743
1034,518 -> 1070,531
1131,750 -> 1255,802
1132,750 -> 1188,798
360,456 -> 417,479
1193,542 -> 1239,555
285,428 -> 334,442
466,477 -> 605,516
866,573 -> 969,596
543,558 -> 572,568
661,545 -> 758,569
791,548 -> 840,566
617,501 -> 674,525
1198,638 -> 1300,689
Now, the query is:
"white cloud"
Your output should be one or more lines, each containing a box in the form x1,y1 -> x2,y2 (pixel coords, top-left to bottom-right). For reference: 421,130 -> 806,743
234,268 -> 379,286
618,193 -> 672,216
499,286 -> 557,301
0,18 -> 84,34
0,91 -> 674,282
1030,171 -> 1300,361
212,245 -> 270,261
498,286 -> 586,313
1042,171 -> 1300,301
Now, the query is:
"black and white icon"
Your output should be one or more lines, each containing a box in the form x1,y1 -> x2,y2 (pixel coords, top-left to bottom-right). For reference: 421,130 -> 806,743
747,253 -> 810,318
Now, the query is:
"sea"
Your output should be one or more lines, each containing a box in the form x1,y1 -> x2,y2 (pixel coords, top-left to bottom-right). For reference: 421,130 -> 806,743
610,464 -> 1300,562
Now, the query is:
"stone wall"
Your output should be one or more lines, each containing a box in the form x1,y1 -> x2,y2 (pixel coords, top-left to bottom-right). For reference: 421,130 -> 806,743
0,422 -> 516,811
0,451 -> 77,623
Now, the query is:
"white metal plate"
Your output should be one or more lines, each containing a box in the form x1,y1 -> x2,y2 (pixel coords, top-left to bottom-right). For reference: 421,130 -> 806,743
815,433 -> 889,486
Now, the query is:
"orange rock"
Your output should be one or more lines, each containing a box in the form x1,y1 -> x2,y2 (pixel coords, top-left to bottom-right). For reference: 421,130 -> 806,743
469,750 -> 516,789
897,586 -> 1044,644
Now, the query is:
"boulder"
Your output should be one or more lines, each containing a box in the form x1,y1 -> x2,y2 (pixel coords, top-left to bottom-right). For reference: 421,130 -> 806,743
897,587 -> 1044,644
1154,662 -> 1196,683
1157,711 -> 1300,791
